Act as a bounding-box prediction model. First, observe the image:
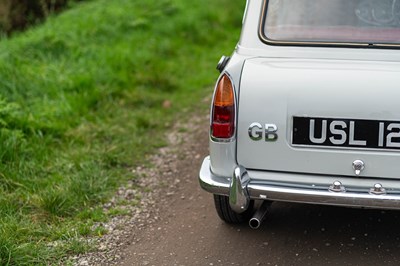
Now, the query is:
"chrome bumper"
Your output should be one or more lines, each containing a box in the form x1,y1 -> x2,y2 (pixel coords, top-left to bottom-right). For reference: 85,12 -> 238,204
199,156 -> 400,212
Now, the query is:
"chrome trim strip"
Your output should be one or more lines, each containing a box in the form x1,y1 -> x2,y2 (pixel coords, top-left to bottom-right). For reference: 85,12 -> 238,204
199,157 -> 400,210
210,135 -> 236,143
290,143 -> 400,153
258,0 -> 400,49
242,0 -> 250,25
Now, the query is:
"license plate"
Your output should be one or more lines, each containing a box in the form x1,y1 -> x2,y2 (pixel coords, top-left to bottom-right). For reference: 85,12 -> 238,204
292,116 -> 400,150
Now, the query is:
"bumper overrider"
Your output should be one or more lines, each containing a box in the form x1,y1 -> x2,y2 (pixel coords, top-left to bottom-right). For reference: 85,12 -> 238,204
199,156 -> 400,212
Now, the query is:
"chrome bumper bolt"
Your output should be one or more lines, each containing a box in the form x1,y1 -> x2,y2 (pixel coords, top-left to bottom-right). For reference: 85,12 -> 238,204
329,181 -> 345,193
370,183 -> 386,195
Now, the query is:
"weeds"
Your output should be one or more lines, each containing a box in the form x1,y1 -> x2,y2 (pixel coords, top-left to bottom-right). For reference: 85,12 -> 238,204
0,0 -> 245,264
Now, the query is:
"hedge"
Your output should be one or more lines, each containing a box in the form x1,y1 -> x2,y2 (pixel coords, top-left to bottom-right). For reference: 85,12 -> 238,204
0,0 -> 72,34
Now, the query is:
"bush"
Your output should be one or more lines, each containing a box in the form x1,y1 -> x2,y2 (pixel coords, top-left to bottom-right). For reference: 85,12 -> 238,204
0,0 -> 70,35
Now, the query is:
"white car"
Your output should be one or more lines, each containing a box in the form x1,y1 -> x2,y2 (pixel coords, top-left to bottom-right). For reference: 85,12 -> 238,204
199,0 -> 400,229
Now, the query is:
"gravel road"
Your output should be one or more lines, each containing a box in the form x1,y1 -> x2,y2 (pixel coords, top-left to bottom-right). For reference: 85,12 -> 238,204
74,108 -> 400,266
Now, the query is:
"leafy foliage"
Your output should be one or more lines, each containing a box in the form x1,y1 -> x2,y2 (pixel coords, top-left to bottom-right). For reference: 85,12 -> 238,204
0,0 -> 72,34
0,0 -> 245,264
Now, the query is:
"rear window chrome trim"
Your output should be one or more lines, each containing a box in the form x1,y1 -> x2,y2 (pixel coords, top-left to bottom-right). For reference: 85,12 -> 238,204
258,0 -> 400,49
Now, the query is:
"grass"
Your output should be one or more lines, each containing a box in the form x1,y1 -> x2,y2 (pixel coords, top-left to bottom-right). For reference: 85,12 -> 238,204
0,0 -> 245,264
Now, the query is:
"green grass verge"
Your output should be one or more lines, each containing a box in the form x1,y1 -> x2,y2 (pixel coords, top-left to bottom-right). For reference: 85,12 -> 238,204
0,0 -> 245,264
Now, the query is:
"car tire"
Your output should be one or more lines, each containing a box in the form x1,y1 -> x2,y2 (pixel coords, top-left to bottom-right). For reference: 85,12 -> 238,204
213,194 -> 254,224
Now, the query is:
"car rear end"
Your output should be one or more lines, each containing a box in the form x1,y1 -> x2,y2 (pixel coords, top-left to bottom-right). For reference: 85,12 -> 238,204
199,0 -> 400,226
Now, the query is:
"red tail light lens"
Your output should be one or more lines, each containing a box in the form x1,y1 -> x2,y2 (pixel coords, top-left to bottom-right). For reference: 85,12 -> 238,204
211,74 -> 235,139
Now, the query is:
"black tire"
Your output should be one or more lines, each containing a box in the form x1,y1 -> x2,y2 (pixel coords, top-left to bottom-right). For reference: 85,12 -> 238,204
213,194 -> 254,224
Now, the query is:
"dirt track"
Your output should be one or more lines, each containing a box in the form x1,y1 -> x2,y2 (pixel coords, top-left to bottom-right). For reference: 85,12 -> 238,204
116,112 -> 400,266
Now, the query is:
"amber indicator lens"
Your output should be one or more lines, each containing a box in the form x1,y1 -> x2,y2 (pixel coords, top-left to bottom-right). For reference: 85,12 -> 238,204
214,75 -> 234,107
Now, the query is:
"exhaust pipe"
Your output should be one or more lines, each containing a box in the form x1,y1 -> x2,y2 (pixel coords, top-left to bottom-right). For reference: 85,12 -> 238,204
249,201 -> 271,229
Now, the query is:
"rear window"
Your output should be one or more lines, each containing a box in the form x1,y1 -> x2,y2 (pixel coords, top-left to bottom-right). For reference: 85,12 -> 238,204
261,0 -> 400,47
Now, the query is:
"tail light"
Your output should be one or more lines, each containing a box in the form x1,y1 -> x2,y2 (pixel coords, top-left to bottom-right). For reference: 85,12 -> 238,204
211,74 -> 235,139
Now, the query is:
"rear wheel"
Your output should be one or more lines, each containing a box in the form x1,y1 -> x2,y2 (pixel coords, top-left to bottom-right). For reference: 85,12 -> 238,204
213,194 -> 254,224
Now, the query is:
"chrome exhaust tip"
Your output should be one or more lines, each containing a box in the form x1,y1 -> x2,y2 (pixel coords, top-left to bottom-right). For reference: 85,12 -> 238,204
249,201 -> 271,230
249,217 -> 262,229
